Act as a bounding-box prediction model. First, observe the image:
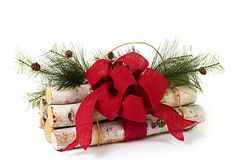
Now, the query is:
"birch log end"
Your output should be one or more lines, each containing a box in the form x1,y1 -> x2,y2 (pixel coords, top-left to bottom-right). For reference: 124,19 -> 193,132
44,120 -> 53,143
39,96 -> 46,118
51,104 -> 205,150
40,118 -> 46,129
39,96 -> 48,129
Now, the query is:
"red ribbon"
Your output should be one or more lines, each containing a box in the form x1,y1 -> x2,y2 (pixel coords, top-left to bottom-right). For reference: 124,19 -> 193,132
62,52 -> 196,151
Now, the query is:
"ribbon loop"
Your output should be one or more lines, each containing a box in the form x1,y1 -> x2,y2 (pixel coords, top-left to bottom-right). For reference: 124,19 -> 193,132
96,82 -> 122,120
138,68 -> 168,107
110,65 -> 137,95
115,52 -> 149,75
86,59 -> 112,89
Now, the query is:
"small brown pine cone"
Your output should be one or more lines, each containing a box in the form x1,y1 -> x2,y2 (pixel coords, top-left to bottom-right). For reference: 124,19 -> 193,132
199,67 -> 207,75
31,62 -> 41,71
107,52 -> 114,59
65,50 -> 73,58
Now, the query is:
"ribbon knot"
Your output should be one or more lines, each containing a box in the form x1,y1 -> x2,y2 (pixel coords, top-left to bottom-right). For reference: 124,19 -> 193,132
62,52 -> 196,151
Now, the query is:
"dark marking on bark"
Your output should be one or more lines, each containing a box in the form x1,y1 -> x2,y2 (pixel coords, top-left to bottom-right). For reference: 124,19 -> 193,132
151,119 -> 165,129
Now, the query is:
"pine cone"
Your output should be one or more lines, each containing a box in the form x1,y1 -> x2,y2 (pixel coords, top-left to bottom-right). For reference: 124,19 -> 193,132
65,50 -> 73,58
107,52 -> 114,59
31,62 -> 41,71
199,67 -> 207,75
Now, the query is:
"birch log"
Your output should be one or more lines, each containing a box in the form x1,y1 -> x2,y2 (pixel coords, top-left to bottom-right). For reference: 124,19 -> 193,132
163,86 -> 197,107
45,85 -> 196,106
51,104 -> 205,150
47,103 -> 106,128
45,84 -> 91,105
47,85 -> 197,128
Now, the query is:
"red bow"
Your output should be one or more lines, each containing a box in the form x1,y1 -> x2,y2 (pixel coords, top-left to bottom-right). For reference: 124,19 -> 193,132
62,52 -> 196,151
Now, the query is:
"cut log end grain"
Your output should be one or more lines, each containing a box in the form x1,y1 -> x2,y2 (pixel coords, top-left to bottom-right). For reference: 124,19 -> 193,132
39,96 -> 48,118
47,106 -> 56,127
44,120 -> 53,143
40,118 -> 46,129
39,96 -> 47,129
39,97 -> 44,118
39,96 -> 48,129
45,87 -> 52,105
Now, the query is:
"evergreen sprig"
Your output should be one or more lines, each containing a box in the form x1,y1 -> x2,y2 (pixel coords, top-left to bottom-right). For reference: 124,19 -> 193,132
27,88 -> 45,109
151,40 -> 223,91
43,53 -> 86,90
17,44 -> 89,90
17,52 -> 41,78
17,45 -> 90,107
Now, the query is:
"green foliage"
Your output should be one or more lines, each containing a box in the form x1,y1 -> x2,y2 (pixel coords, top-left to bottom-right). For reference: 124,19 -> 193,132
43,52 -> 86,90
17,52 -> 40,78
17,44 -> 89,90
151,40 -> 223,91
27,88 -> 45,109
48,44 -> 90,71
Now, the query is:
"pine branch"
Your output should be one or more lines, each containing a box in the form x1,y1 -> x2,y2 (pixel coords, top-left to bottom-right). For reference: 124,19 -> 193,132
27,88 -> 45,109
44,55 -> 86,90
17,45 -> 89,90
17,53 -> 46,78
151,40 -> 224,91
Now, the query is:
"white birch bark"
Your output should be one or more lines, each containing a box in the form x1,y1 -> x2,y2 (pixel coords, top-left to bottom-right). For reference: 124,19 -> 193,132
47,85 -> 197,128
51,104 -> 205,150
47,103 -> 106,128
45,84 -> 91,105
163,86 -> 197,107
45,85 -> 196,106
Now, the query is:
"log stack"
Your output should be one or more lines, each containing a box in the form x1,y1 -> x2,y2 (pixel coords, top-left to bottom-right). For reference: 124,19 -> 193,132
39,84 -> 205,150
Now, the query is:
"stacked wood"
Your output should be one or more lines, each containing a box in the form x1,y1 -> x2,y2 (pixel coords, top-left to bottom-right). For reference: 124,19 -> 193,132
46,85 -> 197,129
40,84 -> 91,142
51,104 -> 205,150
38,84 -> 203,149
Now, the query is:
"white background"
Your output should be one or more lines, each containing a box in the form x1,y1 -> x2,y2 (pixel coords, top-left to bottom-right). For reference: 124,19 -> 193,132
0,0 -> 235,159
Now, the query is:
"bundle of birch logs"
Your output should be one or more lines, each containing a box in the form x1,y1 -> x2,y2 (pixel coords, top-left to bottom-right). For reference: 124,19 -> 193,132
39,84 -> 205,150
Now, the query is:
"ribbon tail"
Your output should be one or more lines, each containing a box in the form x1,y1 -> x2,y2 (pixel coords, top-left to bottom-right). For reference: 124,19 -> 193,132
61,92 -> 98,151
152,104 -> 196,141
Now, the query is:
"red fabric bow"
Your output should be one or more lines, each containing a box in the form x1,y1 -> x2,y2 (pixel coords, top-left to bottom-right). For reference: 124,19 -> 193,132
62,52 -> 196,151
